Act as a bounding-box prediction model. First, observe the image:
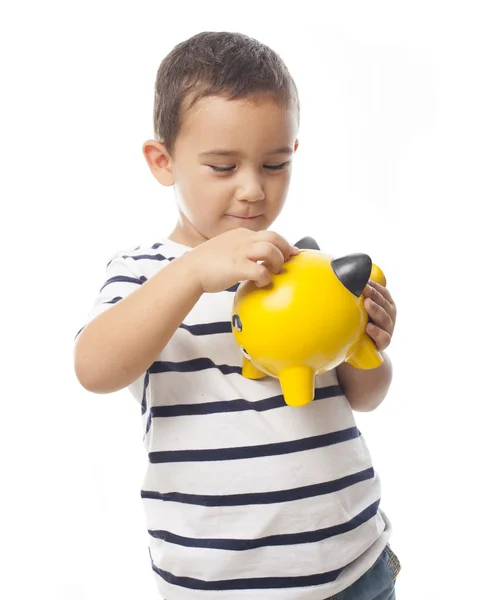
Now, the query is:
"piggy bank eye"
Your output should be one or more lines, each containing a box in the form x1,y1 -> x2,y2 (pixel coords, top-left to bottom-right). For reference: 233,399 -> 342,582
232,314 -> 243,332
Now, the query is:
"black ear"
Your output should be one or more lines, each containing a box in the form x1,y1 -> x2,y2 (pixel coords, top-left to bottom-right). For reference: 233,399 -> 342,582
331,254 -> 372,297
294,236 -> 320,250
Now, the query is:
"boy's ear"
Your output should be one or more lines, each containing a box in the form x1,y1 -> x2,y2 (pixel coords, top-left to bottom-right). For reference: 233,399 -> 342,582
142,140 -> 174,186
294,139 -> 299,152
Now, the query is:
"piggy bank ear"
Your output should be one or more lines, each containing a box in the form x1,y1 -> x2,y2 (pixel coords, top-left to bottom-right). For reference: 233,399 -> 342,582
332,254 -> 372,297
294,236 -> 320,250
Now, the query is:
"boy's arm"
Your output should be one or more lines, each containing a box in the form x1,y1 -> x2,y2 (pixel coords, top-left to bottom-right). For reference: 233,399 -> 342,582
336,352 -> 392,412
74,228 -> 297,395
74,252 -> 203,394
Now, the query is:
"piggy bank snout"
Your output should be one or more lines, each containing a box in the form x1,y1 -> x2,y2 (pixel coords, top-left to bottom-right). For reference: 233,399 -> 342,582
332,254 -> 372,297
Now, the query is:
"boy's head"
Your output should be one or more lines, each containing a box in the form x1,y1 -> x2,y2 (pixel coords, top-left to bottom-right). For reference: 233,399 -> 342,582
143,32 -> 300,247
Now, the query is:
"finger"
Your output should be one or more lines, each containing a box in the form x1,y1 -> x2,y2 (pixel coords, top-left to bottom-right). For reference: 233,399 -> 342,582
247,242 -> 285,274
366,323 -> 391,351
256,231 -> 295,261
368,280 -> 395,306
364,297 -> 394,333
364,284 -> 396,321
244,262 -> 272,287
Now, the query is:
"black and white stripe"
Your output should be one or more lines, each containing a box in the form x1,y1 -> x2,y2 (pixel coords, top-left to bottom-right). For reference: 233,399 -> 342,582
78,238 -> 392,599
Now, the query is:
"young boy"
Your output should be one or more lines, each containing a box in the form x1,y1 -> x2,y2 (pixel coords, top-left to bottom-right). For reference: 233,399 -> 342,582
74,31 -> 400,600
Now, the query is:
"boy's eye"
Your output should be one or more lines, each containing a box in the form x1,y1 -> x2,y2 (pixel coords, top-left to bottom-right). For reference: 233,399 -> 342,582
265,162 -> 290,171
208,162 -> 290,173
209,165 -> 235,173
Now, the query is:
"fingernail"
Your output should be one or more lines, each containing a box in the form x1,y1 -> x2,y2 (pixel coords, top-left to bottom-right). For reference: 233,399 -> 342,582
290,246 -> 300,255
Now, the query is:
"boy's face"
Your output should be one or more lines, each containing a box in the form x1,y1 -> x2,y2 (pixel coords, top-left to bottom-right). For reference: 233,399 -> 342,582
159,95 -> 298,247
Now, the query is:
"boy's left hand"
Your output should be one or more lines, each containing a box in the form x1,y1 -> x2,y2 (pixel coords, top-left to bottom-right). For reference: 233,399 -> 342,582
363,280 -> 397,352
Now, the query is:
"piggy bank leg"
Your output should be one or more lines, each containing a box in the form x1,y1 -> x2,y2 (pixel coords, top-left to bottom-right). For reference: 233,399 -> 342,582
279,366 -> 315,407
242,357 -> 266,379
346,333 -> 384,369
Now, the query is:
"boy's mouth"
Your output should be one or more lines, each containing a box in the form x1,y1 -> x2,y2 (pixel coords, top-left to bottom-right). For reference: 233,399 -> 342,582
226,214 -> 262,220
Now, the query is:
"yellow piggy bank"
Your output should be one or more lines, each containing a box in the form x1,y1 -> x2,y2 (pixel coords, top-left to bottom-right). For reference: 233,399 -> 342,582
231,237 -> 387,408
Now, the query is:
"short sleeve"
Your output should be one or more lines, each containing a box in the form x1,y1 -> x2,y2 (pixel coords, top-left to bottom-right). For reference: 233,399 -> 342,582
74,252 -> 147,340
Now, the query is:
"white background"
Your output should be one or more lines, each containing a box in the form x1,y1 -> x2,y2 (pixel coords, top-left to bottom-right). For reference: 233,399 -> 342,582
1,1 -> 481,598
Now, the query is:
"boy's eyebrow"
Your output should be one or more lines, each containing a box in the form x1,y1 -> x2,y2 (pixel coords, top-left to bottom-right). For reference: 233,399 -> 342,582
199,146 -> 294,157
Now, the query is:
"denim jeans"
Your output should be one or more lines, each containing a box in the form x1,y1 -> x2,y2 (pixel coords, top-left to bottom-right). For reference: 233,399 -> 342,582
328,545 -> 401,600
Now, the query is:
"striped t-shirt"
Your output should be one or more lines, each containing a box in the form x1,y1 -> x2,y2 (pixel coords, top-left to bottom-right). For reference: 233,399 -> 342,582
79,238 -> 392,600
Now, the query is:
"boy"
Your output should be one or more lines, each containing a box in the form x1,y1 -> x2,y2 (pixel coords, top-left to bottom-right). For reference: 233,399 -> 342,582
74,31 -> 400,599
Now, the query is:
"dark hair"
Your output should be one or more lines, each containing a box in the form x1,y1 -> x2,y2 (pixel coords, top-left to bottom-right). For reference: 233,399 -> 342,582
153,31 -> 299,154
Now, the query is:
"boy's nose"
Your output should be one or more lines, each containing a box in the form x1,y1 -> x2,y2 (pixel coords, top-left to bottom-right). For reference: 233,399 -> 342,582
235,177 -> 266,203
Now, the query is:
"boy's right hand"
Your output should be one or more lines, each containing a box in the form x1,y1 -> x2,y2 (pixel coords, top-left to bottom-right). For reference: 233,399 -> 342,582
187,228 -> 299,293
